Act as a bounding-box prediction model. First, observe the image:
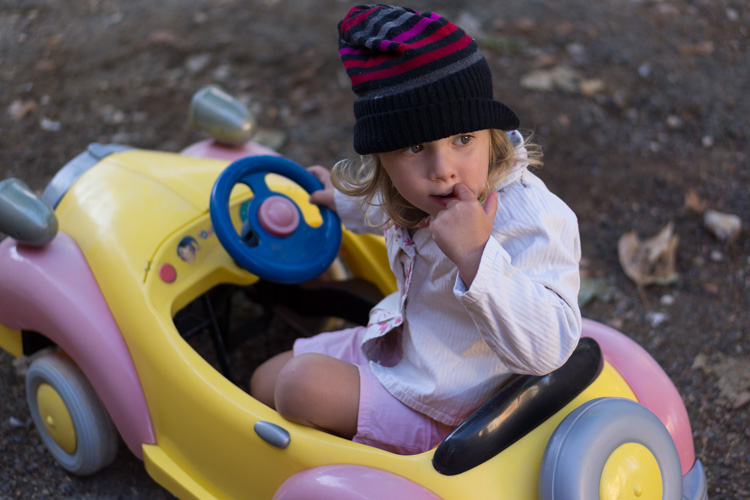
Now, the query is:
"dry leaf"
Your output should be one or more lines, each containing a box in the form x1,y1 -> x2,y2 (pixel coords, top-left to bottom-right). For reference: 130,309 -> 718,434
684,189 -> 708,213
618,222 -> 679,287
578,276 -> 616,308
691,352 -> 707,370
7,100 -> 38,120
579,78 -> 606,97
693,352 -> 750,409
702,282 -> 719,294
147,30 -> 189,49
734,391 -> 750,410
679,41 -> 715,56
520,65 -> 581,93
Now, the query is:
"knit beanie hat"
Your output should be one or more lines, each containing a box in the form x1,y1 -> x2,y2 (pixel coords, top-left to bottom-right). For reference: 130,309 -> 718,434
338,4 -> 520,155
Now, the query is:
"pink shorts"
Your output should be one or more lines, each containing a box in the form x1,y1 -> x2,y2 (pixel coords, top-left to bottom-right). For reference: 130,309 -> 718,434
294,327 -> 454,455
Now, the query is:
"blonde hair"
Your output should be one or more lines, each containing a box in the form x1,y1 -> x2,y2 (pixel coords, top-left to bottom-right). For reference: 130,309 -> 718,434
332,130 -> 542,228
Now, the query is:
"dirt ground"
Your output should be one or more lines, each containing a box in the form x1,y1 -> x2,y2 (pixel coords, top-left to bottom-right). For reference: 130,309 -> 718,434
1,0 -> 748,498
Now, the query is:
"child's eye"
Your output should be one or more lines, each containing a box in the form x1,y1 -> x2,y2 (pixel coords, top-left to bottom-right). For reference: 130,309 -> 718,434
406,144 -> 424,154
456,135 -> 474,145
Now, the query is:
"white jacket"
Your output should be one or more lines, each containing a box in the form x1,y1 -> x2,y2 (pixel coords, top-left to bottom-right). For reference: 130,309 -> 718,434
334,162 -> 582,426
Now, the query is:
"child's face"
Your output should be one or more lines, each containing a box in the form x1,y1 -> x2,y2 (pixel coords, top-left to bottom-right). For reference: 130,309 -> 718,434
380,130 -> 491,218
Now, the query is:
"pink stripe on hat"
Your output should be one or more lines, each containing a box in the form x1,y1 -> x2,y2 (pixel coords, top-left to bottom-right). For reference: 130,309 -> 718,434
349,35 -> 472,86
344,23 -> 460,70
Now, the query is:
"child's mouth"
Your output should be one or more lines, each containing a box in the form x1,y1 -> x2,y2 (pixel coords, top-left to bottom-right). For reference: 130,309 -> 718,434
433,191 -> 456,206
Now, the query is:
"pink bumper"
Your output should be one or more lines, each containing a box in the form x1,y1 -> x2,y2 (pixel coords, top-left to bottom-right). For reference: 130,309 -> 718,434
180,139 -> 280,162
273,465 -> 441,500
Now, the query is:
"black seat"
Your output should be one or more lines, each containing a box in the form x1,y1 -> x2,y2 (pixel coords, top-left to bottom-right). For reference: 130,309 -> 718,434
432,337 -> 603,475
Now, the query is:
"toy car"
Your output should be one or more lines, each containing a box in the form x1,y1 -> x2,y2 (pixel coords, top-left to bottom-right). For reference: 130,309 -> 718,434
0,86 -> 707,499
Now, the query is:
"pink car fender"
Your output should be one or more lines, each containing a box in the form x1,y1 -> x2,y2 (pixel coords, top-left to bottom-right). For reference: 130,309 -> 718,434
272,465 -> 441,500
0,233 -> 155,457
180,139 -> 280,162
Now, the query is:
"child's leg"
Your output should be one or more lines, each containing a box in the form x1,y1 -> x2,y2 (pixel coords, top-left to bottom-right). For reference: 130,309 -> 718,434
249,350 -> 293,408
274,353 -> 360,439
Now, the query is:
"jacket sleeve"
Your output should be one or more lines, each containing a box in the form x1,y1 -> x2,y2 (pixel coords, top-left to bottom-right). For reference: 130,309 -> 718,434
454,176 -> 582,375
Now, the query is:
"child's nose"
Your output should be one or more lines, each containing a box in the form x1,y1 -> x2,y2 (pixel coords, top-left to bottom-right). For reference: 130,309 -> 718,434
429,151 -> 457,181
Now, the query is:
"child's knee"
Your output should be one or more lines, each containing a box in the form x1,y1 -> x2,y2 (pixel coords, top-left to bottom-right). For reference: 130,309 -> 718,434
274,353 -> 359,427
274,353 -> 322,420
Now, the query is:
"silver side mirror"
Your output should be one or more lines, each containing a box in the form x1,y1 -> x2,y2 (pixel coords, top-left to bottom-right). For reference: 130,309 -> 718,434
188,85 -> 256,146
0,178 -> 59,246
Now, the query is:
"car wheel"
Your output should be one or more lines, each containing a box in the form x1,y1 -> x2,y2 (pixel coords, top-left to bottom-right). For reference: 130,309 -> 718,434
25,351 -> 119,476
539,397 -> 682,500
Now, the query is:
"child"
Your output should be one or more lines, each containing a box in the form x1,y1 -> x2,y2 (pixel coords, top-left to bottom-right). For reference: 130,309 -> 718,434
250,4 -> 582,455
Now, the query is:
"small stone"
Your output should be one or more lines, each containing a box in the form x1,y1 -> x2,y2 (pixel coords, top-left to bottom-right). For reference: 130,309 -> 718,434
660,294 -> 675,306
186,53 -> 211,74
666,115 -> 683,129
39,117 -> 61,131
704,210 -> 742,242
647,311 -> 668,327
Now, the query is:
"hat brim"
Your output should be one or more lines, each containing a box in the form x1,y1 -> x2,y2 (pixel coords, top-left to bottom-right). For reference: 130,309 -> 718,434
353,99 -> 520,155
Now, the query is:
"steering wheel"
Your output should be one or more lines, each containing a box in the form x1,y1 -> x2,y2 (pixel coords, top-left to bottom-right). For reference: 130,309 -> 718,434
210,155 -> 342,284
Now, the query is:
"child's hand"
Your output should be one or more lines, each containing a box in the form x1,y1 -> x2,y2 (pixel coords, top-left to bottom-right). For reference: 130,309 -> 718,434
430,184 -> 498,286
307,165 -> 336,212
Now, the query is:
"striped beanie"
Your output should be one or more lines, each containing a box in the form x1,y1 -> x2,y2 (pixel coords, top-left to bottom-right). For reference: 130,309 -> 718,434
338,4 -> 520,154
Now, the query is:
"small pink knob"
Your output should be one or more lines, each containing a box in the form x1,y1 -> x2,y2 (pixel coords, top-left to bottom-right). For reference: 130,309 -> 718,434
258,196 -> 300,237
159,263 -> 176,283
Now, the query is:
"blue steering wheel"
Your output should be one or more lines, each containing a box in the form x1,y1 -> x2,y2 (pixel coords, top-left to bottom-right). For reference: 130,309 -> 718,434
209,155 -> 342,284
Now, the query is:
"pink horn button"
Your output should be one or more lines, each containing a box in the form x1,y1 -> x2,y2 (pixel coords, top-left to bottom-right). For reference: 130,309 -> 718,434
258,196 -> 300,237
